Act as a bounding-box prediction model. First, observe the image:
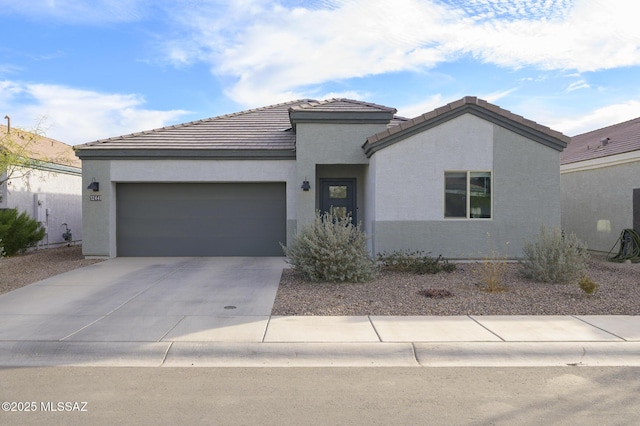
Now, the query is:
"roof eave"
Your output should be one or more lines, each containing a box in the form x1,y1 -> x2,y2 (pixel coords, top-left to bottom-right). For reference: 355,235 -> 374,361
75,148 -> 296,160
289,110 -> 395,130
364,104 -> 569,158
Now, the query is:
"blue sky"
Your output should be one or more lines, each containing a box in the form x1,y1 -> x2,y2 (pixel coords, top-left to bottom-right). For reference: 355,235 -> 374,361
1,0 -> 639,145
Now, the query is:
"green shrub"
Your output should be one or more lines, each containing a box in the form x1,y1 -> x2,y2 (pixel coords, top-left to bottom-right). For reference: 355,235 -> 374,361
0,209 -> 46,256
519,225 -> 588,283
377,250 -> 455,274
281,210 -> 377,282
578,275 -> 598,295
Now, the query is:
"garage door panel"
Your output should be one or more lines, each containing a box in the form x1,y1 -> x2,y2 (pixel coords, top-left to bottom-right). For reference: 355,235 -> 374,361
117,183 -> 286,256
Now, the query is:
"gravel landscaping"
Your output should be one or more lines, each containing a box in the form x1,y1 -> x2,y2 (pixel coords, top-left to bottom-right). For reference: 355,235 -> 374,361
1,246 -> 637,316
272,256 -> 640,316
0,245 -> 104,294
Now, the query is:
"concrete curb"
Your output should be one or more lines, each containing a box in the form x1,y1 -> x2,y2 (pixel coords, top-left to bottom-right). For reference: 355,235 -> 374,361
414,342 -> 640,367
2,341 -> 639,368
0,341 -> 171,367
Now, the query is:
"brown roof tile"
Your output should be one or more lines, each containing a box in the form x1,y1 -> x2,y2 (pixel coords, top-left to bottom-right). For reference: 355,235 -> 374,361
561,116 -> 640,165
289,98 -> 396,113
1,125 -> 80,168
76,99 -> 315,152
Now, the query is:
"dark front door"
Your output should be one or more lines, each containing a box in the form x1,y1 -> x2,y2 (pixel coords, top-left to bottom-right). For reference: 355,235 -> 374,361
320,178 -> 357,224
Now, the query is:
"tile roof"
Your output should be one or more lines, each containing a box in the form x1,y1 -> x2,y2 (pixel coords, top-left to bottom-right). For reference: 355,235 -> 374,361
76,99 -> 316,154
363,96 -> 570,157
288,98 -> 397,130
76,98 -> 400,159
289,98 -> 397,113
1,125 -> 80,168
560,116 -> 640,165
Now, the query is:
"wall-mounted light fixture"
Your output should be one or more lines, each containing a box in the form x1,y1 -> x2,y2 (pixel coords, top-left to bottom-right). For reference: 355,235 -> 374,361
301,178 -> 311,191
87,178 -> 100,192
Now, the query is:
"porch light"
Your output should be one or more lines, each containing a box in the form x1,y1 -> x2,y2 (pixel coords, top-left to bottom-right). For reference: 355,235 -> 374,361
87,178 -> 100,192
301,179 -> 311,191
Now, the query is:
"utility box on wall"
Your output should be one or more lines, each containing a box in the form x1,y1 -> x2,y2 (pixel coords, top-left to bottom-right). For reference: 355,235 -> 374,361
33,193 -> 48,247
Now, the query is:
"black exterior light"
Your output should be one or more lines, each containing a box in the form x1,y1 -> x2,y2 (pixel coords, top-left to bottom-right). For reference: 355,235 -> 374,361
87,179 -> 100,192
301,179 -> 311,191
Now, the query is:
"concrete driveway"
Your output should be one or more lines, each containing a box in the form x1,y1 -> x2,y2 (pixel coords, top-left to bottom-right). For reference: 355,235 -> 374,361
0,257 -> 286,343
2,257 -> 639,368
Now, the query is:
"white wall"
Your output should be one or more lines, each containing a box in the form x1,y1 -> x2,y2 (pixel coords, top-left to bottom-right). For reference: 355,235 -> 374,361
1,165 -> 82,247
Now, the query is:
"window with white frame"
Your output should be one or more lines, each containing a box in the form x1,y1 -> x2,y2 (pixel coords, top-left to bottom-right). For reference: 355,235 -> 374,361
444,171 -> 492,219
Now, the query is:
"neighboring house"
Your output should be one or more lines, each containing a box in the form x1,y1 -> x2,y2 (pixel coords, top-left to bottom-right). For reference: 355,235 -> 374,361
561,116 -> 640,253
0,124 -> 82,247
75,96 -> 569,259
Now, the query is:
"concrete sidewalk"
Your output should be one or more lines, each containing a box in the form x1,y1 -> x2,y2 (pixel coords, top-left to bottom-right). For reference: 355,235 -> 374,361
0,315 -> 638,367
0,257 -> 638,368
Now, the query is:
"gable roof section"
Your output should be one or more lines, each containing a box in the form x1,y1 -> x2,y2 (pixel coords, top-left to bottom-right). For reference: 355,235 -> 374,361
288,98 -> 396,130
560,116 -> 640,165
363,96 -> 570,158
75,99 -> 315,160
1,124 -> 80,169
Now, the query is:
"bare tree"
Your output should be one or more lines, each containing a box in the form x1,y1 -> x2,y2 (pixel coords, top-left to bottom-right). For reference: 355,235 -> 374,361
1,117 -> 71,187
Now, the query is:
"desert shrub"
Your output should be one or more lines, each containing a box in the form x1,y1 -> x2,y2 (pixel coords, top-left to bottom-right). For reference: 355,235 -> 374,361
519,225 -> 588,283
578,275 -> 598,295
377,250 -> 455,274
281,210 -> 377,282
476,233 -> 509,292
0,209 -> 46,256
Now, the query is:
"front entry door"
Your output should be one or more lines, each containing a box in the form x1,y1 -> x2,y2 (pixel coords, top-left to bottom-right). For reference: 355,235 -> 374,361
320,178 -> 357,224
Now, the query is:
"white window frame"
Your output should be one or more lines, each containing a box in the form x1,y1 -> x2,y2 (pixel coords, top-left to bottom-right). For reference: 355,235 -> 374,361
444,170 -> 493,220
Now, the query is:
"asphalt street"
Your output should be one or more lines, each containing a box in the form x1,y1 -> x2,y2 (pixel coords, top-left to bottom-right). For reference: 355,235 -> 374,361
1,367 -> 639,425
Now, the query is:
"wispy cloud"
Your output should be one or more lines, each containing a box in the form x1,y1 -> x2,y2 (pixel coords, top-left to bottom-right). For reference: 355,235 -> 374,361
163,0 -> 457,106
0,0 -> 150,24
549,100 -> 640,135
396,94 -> 446,119
566,79 -> 590,93
0,80 -> 188,144
482,88 -> 519,103
161,0 -> 640,107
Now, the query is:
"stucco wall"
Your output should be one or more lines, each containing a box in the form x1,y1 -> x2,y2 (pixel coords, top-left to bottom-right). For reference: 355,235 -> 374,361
81,160 -> 112,257
561,160 -> 640,252
368,114 -> 561,259
372,114 -> 493,221
2,165 -> 82,248
492,124 -> 561,256
81,158 -> 296,257
364,157 -> 376,252
294,122 -> 386,232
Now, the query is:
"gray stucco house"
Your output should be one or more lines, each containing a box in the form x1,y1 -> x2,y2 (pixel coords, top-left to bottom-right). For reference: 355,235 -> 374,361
75,96 -> 569,259
561,116 -> 640,252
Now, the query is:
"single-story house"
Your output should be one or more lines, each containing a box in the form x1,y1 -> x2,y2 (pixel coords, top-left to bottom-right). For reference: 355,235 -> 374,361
561,116 -> 640,252
75,96 -> 569,259
1,124 -> 82,247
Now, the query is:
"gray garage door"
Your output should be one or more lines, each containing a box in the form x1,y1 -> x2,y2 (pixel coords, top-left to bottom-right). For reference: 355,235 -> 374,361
116,183 -> 286,256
